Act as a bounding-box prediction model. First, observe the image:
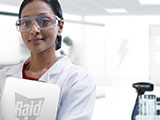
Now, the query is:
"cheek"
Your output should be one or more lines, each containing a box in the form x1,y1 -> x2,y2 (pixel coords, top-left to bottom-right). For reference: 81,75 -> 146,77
46,28 -> 59,42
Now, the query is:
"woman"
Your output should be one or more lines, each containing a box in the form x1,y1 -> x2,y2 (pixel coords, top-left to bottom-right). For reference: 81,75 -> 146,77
0,0 -> 96,120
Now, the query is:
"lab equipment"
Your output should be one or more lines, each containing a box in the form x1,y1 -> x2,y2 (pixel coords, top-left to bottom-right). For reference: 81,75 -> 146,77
131,82 -> 154,120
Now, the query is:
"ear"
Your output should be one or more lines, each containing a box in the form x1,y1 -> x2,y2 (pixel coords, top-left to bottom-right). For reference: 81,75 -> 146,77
57,20 -> 64,36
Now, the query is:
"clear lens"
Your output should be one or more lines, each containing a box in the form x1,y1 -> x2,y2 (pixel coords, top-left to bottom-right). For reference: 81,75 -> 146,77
16,14 -> 61,32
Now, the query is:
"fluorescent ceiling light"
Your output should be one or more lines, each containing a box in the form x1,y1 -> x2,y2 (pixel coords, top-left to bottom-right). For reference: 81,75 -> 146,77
105,8 -> 128,14
139,0 -> 160,5
0,4 -> 19,13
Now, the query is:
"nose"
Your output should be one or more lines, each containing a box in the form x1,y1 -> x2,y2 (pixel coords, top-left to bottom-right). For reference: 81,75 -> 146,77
29,22 -> 40,35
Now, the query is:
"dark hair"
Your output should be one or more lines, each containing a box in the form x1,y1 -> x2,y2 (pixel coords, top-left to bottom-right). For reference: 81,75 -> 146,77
19,0 -> 63,50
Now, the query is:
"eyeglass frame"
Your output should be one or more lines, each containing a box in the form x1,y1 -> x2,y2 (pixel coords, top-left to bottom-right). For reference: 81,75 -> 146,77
15,14 -> 62,32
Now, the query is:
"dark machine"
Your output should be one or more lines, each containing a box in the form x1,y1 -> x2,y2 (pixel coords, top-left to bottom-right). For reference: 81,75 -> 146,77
131,82 -> 154,120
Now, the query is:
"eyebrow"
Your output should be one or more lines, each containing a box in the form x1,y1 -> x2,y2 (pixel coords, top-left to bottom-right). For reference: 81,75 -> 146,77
22,13 -> 49,18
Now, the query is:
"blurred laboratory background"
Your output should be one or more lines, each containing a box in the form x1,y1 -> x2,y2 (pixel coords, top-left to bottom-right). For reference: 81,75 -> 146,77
1,0 -> 160,119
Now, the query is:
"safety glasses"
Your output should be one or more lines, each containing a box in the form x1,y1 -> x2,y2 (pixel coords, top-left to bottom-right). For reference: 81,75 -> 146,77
16,14 -> 61,32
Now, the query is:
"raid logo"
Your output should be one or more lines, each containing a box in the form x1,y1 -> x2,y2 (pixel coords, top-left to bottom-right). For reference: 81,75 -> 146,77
15,93 -> 45,120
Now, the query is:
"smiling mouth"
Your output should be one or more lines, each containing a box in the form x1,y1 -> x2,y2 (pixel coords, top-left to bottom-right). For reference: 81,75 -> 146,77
28,38 -> 45,42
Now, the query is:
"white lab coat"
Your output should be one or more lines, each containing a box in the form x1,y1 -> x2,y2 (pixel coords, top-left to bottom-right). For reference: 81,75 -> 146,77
0,56 -> 96,120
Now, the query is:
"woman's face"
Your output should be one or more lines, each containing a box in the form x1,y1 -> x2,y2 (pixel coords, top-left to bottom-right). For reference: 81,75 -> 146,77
20,0 -> 63,54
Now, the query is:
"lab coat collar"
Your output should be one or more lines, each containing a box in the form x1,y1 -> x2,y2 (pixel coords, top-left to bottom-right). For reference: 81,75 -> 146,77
5,56 -> 71,82
6,61 -> 25,78
39,56 -> 71,82
48,56 -> 71,74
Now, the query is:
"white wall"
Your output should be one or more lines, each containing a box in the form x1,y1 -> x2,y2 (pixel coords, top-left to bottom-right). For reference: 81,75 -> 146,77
0,15 -> 20,64
104,16 -> 149,85
86,15 -> 160,86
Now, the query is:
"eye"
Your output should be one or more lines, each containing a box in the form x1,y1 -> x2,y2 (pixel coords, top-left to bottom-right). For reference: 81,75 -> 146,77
21,20 -> 31,27
40,18 -> 50,26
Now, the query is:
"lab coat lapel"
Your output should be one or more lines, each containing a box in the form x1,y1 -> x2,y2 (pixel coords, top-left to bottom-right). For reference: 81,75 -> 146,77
5,62 -> 24,78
